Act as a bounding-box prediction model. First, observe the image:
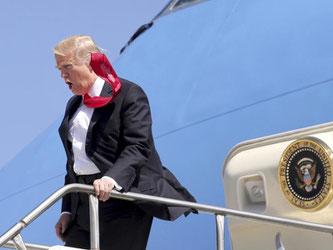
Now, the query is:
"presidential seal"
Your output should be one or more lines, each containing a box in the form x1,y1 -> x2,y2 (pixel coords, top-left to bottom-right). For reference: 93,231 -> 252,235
278,138 -> 333,211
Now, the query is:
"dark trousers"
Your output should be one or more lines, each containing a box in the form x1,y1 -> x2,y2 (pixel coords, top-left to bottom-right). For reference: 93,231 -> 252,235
65,174 -> 153,250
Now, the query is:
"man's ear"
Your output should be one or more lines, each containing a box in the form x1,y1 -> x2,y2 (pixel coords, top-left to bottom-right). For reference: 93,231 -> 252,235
88,65 -> 98,78
87,64 -> 94,73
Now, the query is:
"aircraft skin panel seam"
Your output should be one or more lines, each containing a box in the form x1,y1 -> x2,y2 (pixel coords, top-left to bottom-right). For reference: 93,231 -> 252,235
0,173 -> 65,204
154,77 -> 333,139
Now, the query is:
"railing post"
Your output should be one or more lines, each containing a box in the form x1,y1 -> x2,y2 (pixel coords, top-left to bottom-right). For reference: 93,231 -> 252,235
215,214 -> 225,250
12,234 -> 27,250
89,194 -> 100,250
0,222 -> 25,248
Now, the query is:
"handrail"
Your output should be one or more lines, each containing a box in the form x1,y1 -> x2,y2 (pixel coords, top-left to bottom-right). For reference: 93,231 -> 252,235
2,183 -> 333,250
3,241 -> 49,250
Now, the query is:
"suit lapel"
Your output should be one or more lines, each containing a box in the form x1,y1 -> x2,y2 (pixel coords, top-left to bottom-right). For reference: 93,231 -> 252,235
59,95 -> 82,161
86,81 -> 113,150
99,81 -> 113,98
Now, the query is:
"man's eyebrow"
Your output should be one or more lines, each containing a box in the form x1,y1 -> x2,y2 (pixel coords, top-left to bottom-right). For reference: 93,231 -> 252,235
56,62 -> 71,69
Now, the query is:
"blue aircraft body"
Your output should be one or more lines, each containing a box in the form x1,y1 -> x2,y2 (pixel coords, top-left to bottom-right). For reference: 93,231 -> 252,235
1,0 -> 333,249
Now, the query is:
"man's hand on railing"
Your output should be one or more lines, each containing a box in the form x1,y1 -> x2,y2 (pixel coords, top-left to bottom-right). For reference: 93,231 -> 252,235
93,178 -> 115,202
55,213 -> 71,242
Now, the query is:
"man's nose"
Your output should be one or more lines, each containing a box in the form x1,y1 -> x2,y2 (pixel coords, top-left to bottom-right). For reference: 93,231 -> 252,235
61,70 -> 69,79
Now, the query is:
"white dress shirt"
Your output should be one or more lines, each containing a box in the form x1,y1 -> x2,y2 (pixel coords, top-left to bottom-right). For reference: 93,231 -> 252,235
68,77 -> 121,188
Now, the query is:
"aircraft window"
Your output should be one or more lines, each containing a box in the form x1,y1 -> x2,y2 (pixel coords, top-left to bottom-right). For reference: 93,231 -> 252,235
153,0 -> 209,21
120,0 -> 209,54
174,0 -> 199,8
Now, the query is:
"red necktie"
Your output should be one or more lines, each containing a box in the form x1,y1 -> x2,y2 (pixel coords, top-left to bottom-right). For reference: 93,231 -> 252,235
83,53 -> 122,108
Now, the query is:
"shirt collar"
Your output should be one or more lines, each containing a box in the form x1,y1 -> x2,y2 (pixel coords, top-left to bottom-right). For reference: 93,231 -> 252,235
87,77 -> 105,98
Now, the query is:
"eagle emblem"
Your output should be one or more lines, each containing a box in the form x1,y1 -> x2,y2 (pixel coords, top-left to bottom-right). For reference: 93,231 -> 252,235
278,138 -> 333,211
294,158 -> 321,192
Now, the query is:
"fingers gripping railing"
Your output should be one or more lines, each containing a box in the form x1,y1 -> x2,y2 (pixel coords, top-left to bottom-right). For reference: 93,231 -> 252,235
2,184 -> 333,250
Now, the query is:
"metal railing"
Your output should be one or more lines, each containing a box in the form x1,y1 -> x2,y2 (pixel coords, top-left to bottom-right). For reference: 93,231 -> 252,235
2,184 -> 333,250
3,241 -> 49,250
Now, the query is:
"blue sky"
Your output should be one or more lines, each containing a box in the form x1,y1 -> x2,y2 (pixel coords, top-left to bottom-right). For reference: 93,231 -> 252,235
0,0 -> 169,168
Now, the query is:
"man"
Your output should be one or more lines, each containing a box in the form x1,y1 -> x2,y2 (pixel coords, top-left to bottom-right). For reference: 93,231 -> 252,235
53,35 -> 196,250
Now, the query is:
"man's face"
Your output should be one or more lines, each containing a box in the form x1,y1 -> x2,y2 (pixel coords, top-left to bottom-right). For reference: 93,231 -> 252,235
55,52 -> 95,95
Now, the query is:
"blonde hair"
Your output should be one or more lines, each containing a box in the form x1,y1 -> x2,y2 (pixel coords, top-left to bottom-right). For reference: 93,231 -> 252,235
52,35 -> 100,64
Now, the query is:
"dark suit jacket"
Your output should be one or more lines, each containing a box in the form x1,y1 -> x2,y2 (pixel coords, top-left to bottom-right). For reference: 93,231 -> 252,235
59,78 -> 196,221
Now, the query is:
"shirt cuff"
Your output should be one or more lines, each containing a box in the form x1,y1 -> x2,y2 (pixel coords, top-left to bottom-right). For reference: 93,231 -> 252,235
61,211 -> 72,216
102,176 -> 123,191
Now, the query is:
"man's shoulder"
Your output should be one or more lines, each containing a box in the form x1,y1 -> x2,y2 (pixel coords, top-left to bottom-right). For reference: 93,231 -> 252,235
119,77 -> 140,89
119,77 -> 146,96
65,95 -> 81,110
68,95 -> 79,102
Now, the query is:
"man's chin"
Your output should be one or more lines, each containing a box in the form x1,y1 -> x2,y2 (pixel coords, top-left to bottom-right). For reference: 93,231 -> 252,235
70,89 -> 82,95
70,86 -> 90,95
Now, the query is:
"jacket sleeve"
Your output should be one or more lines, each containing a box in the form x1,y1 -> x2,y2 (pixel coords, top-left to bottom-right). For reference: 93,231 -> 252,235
61,162 -> 72,213
59,96 -> 77,213
103,84 -> 152,191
